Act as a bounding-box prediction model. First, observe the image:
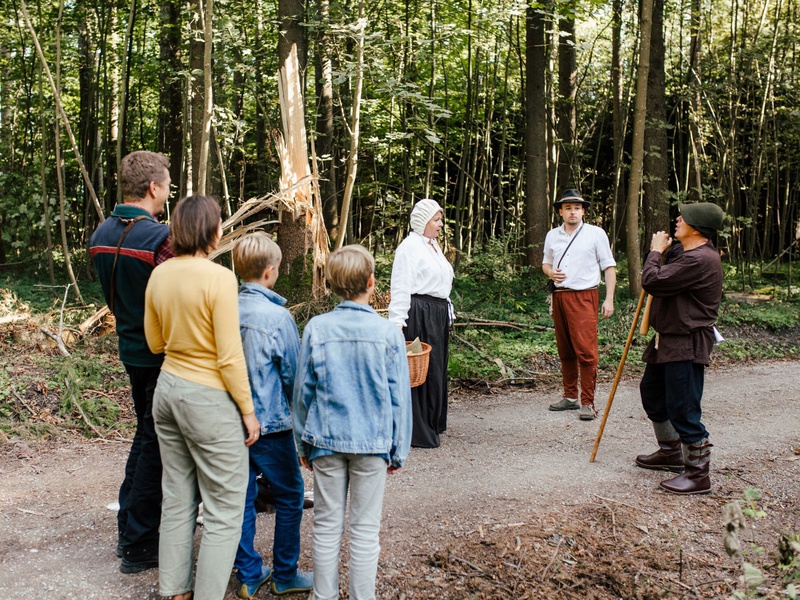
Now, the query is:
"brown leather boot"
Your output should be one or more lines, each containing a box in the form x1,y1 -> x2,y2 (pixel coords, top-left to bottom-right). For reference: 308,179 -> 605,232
635,439 -> 683,472
659,439 -> 712,495
635,421 -> 683,472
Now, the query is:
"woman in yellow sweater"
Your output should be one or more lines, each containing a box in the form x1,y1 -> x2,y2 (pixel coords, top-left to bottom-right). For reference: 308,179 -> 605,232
144,194 -> 259,600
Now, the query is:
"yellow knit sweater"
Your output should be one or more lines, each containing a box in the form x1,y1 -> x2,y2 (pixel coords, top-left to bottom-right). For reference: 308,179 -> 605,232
144,256 -> 254,416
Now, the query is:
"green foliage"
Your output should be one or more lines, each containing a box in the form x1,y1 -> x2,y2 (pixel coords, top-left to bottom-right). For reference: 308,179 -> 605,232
49,349 -> 126,435
445,249 -> 800,383
724,488 -> 800,599
720,297 -> 800,331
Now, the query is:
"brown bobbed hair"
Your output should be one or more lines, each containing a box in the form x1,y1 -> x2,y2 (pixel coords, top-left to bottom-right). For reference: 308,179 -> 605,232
233,232 -> 282,281
170,195 -> 222,256
120,151 -> 170,200
326,245 -> 374,300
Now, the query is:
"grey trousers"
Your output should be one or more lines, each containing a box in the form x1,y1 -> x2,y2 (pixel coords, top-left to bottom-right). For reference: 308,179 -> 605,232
311,454 -> 387,600
153,371 -> 249,600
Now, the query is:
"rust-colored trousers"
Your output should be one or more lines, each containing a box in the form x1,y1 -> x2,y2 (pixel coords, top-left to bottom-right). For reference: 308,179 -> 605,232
551,289 -> 599,405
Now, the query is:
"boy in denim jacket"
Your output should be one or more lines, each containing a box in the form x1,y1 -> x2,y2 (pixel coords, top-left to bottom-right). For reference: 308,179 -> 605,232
293,245 -> 412,600
232,233 -> 313,598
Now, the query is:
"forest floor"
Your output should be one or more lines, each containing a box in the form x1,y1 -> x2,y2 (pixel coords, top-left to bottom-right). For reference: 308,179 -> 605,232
1,357 -> 799,599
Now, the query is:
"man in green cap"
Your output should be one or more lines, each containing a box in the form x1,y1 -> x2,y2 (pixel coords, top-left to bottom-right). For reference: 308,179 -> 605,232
635,202 -> 725,495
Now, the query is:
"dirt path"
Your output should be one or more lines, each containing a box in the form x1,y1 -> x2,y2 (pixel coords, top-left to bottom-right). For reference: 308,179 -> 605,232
1,361 -> 798,599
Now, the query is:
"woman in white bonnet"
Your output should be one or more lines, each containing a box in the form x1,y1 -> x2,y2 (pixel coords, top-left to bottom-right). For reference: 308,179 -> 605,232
389,199 -> 454,448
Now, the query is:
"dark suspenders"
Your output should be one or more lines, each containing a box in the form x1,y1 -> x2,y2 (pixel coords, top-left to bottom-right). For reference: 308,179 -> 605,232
108,215 -> 148,314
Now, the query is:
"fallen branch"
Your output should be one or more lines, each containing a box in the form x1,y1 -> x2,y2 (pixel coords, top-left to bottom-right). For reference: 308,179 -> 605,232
72,401 -> 106,439
10,389 -> 36,415
0,314 -> 29,325
449,555 -> 484,573
40,327 -> 70,357
454,320 -> 527,331
78,306 -> 111,335
66,380 -> 106,440
541,536 -> 564,581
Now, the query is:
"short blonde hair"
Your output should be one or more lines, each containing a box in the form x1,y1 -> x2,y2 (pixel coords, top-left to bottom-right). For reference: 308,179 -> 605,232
326,245 -> 374,299
233,232 -> 282,281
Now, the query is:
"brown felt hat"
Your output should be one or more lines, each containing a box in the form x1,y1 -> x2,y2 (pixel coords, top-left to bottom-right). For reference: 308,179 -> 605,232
554,189 -> 591,209
679,202 -> 724,237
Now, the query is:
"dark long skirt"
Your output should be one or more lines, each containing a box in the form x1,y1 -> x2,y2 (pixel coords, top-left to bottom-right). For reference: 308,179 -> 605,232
404,294 -> 450,448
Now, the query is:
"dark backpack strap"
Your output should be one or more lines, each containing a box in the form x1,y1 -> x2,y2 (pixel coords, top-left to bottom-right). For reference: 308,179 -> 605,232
109,215 -> 148,314
555,223 -> 584,269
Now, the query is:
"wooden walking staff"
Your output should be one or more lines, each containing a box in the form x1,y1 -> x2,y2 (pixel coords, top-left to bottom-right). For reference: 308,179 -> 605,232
590,288 -> 648,462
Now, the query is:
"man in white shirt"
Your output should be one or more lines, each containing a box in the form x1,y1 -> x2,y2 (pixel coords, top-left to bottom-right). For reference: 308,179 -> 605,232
542,189 -> 617,420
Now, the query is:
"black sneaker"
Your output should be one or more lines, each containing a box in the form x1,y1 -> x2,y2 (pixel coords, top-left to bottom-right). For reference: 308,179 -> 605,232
120,555 -> 158,574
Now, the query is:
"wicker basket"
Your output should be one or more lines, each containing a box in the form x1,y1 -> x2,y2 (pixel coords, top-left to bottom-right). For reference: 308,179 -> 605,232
406,341 -> 432,388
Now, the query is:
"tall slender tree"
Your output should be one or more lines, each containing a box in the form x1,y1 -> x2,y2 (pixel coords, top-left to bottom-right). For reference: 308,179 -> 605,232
525,2 -> 549,267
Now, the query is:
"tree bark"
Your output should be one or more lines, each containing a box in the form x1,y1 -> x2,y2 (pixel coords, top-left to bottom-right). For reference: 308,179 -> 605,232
189,0 -> 204,195
557,4 -> 577,193
643,0 -> 670,243
525,4 -> 550,267
335,0 -> 365,250
611,0 -> 627,250
626,0 -> 654,298
276,0 -> 311,277
196,0 -> 214,195
54,0 -> 84,303
116,0 -> 137,204
158,0 -> 183,200
314,0 -> 338,237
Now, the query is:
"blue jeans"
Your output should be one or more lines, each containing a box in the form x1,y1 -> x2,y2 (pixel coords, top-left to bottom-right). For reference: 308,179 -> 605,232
640,361 -> 709,443
118,364 -> 162,558
235,430 -> 305,585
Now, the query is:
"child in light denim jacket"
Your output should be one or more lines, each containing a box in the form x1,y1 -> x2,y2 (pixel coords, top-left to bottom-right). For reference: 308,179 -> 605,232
232,233 -> 313,599
293,244 -> 412,600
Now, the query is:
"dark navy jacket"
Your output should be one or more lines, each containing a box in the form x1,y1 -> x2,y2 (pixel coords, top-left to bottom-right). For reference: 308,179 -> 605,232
89,204 -> 170,367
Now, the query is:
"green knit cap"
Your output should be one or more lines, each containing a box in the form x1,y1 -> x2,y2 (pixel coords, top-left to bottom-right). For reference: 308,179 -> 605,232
679,202 -> 724,238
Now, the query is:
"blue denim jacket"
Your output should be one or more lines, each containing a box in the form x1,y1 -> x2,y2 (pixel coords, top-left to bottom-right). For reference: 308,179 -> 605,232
239,282 -> 300,434
292,301 -> 412,467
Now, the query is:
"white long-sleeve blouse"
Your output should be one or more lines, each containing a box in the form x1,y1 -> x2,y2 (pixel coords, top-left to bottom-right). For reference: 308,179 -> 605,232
388,232 -> 454,328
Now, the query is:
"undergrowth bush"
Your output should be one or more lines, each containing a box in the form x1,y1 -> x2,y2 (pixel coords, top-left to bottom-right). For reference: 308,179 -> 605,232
0,249 -> 798,442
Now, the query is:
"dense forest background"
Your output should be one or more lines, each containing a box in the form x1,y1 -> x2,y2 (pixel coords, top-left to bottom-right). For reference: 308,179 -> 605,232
0,0 -> 798,296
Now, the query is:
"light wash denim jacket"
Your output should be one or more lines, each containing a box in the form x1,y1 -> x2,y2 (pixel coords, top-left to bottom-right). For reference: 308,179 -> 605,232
238,282 -> 300,434
292,301 -> 412,467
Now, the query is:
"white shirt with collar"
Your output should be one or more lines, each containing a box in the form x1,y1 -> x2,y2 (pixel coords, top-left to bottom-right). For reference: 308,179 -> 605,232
389,232 -> 454,328
542,223 -> 616,290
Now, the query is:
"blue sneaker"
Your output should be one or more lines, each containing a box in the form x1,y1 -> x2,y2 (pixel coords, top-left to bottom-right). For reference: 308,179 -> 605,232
237,564 -> 272,599
270,570 -> 314,596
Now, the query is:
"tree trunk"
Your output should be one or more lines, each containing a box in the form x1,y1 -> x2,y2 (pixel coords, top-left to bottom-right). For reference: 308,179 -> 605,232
196,0 -> 214,195
557,5 -> 577,192
643,0 -> 670,243
626,0 -> 654,298
116,0 -> 137,204
276,0 -> 311,276
54,0 -> 84,303
525,4 -> 550,267
686,0 -> 703,202
189,0 -> 204,195
279,0 -> 307,72
158,0 -> 183,200
335,0 -> 365,250
39,61 -> 54,283
611,0 -> 627,251
78,8 -> 98,227
314,0 -> 338,237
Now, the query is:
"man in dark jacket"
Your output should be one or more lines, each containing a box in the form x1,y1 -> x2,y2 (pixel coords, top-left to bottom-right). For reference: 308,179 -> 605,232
89,151 -> 173,572
635,202 -> 725,495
